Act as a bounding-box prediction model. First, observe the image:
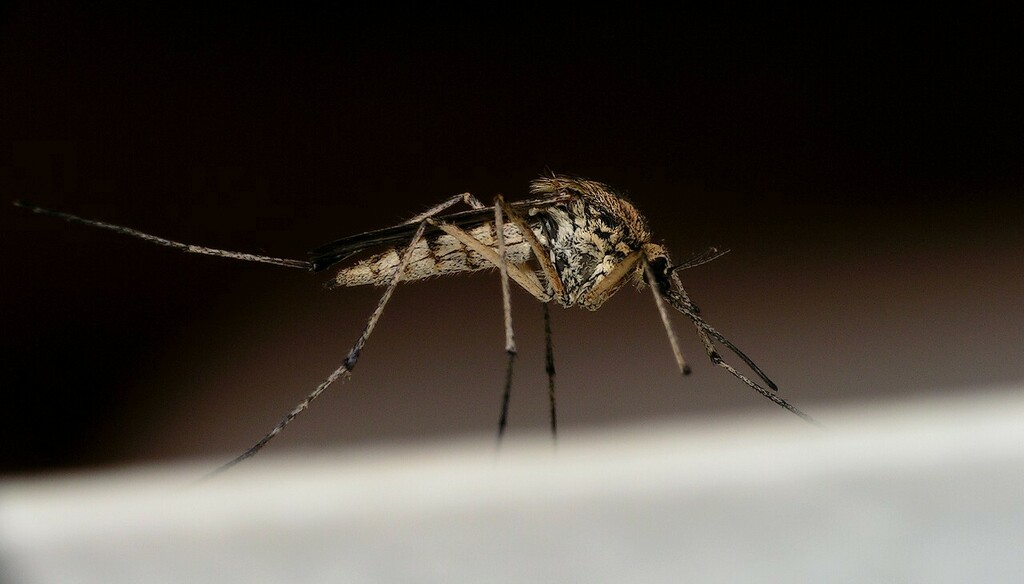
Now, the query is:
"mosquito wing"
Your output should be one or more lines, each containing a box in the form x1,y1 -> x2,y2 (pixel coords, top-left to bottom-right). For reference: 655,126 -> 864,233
309,195 -> 567,272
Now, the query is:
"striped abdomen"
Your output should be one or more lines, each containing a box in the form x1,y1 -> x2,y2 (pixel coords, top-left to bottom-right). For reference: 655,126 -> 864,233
331,222 -> 534,287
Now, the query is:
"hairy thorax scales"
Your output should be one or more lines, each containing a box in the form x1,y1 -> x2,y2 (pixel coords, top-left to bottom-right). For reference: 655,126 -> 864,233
530,176 -> 655,308
333,176 -> 658,311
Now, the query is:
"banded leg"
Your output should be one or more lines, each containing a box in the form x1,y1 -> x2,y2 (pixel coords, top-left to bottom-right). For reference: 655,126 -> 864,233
204,221 -> 430,477
425,215 -> 538,439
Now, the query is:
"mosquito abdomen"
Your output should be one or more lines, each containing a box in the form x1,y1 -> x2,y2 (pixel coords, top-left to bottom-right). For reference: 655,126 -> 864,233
332,223 -> 533,287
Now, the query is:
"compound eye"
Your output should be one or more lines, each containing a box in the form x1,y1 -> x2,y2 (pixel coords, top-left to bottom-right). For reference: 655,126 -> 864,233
650,256 -> 670,276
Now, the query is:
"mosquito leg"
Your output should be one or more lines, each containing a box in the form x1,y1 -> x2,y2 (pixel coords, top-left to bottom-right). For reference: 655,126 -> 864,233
498,351 -> 516,440
202,220 -> 429,478
427,219 -> 550,302
581,250 -> 644,309
543,302 -> 557,438
643,259 -> 692,375
711,350 -> 820,427
13,201 -> 311,269
691,316 -> 779,392
497,197 -> 567,302
403,192 -> 485,224
496,197 -> 559,438
494,196 -> 517,356
494,196 -> 517,440
429,201 -> 555,440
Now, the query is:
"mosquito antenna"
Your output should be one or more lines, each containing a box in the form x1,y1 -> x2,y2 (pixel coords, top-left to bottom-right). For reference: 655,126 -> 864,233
13,200 -> 311,270
669,247 -> 731,272
643,258 -> 692,375
200,221 -> 429,480
494,196 -> 517,441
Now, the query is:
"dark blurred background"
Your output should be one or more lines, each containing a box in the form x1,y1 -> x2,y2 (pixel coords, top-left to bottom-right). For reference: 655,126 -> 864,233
2,4 -> 1022,474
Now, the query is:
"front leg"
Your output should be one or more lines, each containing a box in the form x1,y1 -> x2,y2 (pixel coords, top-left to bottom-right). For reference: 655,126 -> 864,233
496,197 -> 568,304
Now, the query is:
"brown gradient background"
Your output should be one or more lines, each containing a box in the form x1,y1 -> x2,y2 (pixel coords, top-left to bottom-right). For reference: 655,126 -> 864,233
2,4 -> 1022,474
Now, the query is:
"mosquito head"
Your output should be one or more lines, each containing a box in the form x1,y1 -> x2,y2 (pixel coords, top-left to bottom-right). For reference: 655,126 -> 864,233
641,243 -> 674,294
643,243 -> 704,318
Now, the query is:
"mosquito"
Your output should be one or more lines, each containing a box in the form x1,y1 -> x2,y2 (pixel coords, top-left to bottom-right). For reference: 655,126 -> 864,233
15,174 -> 817,474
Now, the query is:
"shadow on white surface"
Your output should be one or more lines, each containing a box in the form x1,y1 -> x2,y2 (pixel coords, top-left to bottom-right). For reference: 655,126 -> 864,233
3,387 -> 1024,583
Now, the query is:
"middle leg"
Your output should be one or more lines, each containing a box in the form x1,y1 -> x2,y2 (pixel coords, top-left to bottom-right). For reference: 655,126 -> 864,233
494,195 -> 517,440
429,197 -> 561,439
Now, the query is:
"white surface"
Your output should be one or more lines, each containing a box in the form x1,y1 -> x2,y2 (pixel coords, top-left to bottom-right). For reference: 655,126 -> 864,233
3,387 -> 1024,583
